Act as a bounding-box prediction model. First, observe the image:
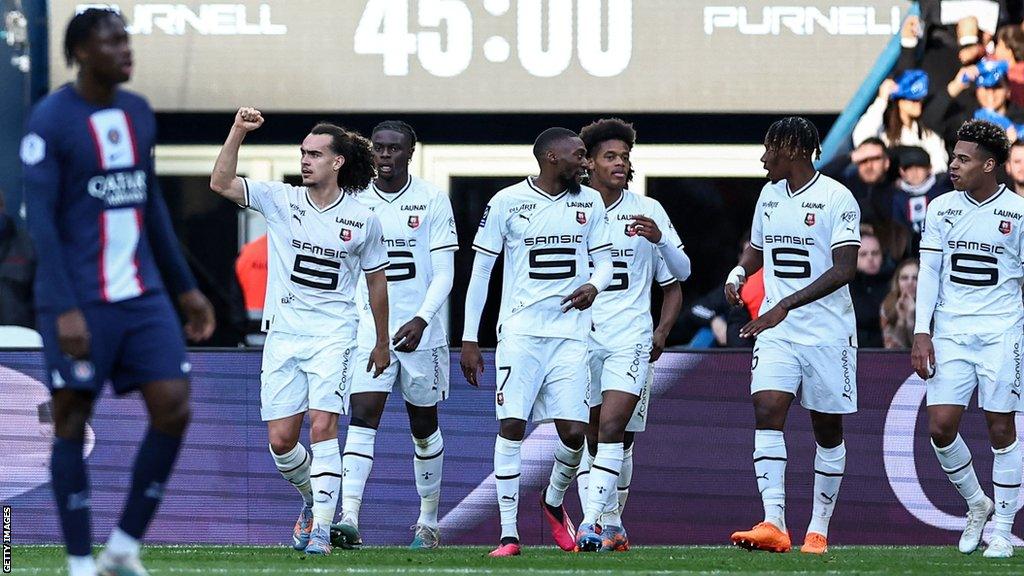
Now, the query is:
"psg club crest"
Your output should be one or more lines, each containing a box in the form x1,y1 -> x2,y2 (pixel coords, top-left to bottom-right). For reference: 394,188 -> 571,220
576,211 -> 587,225
340,228 -> 352,242
107,128 -> 121,144
625,223 -> 637,237
408,215 -> 420,229
804,213 -> 816,226
1000,220 -> 1012,235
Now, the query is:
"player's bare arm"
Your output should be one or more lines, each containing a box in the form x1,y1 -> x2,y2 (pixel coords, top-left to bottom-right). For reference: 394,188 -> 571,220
725,245 -> 765,307
740,244 -> 857,338
365,268 -> 391,377
178,289 -> 216,342
652,281 -> 682,362
210,107 -> 265,205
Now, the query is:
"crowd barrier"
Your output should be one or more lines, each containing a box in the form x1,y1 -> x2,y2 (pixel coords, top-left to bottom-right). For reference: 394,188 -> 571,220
1,349 -> 1022,546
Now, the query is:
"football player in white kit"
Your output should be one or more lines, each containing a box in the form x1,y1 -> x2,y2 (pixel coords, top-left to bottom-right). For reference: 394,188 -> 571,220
570,119 -> 688,552
725,117 -> 861,555
210,108 -> 391,555
460,128 -> 615,557
912,120 -> 1024,559
335,121 -> 458,549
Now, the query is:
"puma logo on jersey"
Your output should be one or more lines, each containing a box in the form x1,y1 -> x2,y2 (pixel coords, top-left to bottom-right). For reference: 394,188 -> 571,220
518,213 -> 531,222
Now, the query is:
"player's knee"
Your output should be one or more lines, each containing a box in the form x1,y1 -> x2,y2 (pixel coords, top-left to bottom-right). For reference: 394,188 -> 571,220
987,419 -> 1016,448
558,424 -> 586,450
928,421 -> 958,448
597,418 -> 627,444
54,412 -> 90,441
349,414 -> 380,431
309,417 -> 337,442
152,401 -> 190,437
753,403 -> 784,430
498,420 -> 526,441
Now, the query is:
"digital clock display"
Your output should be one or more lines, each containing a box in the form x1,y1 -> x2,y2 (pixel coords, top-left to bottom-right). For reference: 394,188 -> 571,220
50,1 -> 903,113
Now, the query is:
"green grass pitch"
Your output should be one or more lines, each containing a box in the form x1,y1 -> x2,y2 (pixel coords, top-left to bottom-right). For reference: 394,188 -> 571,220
9,545 -> 1023,575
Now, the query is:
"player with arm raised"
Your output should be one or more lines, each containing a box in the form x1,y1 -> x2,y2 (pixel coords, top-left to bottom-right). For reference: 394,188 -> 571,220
460,128 -> 614,557
210,108 -> 390,556
912,120 -> 1024,559
571,118 -> 686,552
21,9 -> 215,576
726,117 -> 860,555
334,121 -> 458,549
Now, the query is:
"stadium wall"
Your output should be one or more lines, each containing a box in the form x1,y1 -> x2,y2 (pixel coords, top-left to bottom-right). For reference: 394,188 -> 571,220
2,350 -> 1022,546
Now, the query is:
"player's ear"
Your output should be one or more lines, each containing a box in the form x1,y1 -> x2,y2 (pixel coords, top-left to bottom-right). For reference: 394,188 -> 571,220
333,155 -> 345,172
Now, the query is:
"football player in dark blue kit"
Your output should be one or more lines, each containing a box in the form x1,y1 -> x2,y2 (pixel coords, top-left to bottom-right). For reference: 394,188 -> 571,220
20,9 -> 215,576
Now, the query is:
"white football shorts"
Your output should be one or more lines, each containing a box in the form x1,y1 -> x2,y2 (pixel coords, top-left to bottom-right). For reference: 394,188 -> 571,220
493,334 -> 589,423
750,336 -> 858,415
350,345 -> 450,408
260,331 -> 357,421
928,331 -> 1023,413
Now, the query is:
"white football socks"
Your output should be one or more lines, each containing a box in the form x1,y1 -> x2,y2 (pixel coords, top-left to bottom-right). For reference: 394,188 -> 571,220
270,442 -> 313,507
992,439 -> 1022,538
932,434 -> 986,508
807,442 -> 846,537
584,442 -> 623,525
413,429 -> 444,527
494,435 -> 522,541
341,425 -> 377,527
545,439 -> 583,508
310,439 -> 342,532
754,429 -> 787,531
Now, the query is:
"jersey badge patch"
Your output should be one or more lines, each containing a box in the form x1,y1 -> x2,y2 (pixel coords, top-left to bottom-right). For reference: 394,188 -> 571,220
804,213 -> 816,226
625,223 -> 637,237
576,211 -> 587,225
408,215 -> 420,229
340,228 -> 352,242
1000,220 -> 1012,235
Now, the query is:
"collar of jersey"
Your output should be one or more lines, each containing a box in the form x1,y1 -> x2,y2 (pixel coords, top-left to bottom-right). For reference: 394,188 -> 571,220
527,177 -> 568,202
786,171 -> 821,197
305,189 -> 346,213
372,175 -> 413,203
962,184 -> 1006,208
606,190 -> 628,212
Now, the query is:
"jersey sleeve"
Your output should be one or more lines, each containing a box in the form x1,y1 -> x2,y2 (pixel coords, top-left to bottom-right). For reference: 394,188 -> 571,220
21,110 -> 78,313
652,201 -> 683,249
145,166 -> 197,295
428,191 -> 459,253
749,186 -> 767,251
359,213 -> 390,273
654,255 -> 675,286
472,195 -> 504,256
919,198 -> 943,254
241,179 -> 290,223
829,190 -> 861,250
587,201 -> 613,254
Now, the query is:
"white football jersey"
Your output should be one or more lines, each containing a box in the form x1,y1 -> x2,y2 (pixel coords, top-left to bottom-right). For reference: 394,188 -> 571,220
750,172 -> 861,346
354,176 -> 459,349
920,185 -> 1024,335
243,179 -> 389,338
473,178 -> 612,342
590,191 -> 679,351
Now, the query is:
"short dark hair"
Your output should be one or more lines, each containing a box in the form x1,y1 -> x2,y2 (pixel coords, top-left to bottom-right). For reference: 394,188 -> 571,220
997,25 -> 1024,62
310,123 -> 375,193
533,127 -> 578,161
957,119 -> 1011,165
579,118 -> 636,182
372,120 -> 417,148
858,137 -> 887,151
765,116 -> 821,161
64,8 -> 125,67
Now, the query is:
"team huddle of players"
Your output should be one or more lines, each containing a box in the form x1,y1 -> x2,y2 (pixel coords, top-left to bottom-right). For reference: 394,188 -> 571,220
22,8 -> 1024,576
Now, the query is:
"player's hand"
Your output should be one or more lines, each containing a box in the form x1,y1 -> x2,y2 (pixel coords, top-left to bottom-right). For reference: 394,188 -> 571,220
725,281 -> 744,307
562,283 -> 599,312
367,342 -> 390,378
739,305 -> 788,339
460,341 -> 484,387
911,333 -> 936,380
57,308 -> 91,359
630,215 -> 663,245
393,316 -> 427,352
651,329 -> 669,362
234,107 -> 264,132
900,15 -> 921,40
178,289 -> 216,342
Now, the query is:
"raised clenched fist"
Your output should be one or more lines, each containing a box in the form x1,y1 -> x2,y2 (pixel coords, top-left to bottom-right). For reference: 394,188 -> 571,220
234,107 -> 264,132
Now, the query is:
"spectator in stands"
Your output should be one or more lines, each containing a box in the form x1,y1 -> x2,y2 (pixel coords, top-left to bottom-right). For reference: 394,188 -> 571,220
849,232 -> 891,348
854,70 -> 949,174
926,59 -> 1024,146
880,259 -> 919,350
892,147 -> 952,255
993,24 -> 1024,107
0,190 -> 36,328
1006,139 -> 1024,194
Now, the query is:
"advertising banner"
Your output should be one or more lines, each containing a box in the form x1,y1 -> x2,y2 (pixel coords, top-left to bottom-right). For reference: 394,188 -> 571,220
2,350 -> 1021,545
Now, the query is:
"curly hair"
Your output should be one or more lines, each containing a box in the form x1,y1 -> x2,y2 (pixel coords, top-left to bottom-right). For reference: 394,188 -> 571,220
957,119 -> 1011,165
64,8 -> 126,67
579,117 -> 636,183
764,116 -> 821,161
372,120 -> 417,148
310,123 -> 375,193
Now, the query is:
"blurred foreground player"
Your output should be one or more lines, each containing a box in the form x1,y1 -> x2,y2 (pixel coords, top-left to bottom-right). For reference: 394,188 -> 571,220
912,120 -> 1024,558
336,121 -> 458,549
572,118 -> 687,552
21,9 -> 215,576
460,128 -> 614,556
725,117 -> 861,554
210,108 -> 390,555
